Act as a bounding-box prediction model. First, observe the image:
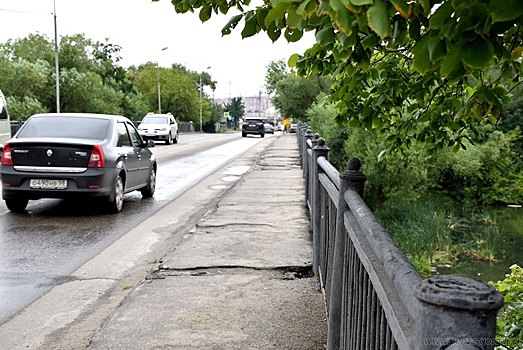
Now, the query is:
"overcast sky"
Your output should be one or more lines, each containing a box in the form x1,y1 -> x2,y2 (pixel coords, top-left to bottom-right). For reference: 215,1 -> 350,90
0,0 -> 316,99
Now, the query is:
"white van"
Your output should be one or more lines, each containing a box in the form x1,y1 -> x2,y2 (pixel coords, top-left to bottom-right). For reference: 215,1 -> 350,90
0,89 -> 11,147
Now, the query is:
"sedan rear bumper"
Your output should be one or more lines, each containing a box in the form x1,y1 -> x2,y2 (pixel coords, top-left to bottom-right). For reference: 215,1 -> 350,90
1,167 -> 117,200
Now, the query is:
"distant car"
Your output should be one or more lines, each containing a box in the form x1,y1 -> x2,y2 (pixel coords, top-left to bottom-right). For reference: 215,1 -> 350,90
289,124 -> 297,133
0,113 -> 157,213
264,123 -> 275,134
137,112 -> 179,145
242,118 -> 265,138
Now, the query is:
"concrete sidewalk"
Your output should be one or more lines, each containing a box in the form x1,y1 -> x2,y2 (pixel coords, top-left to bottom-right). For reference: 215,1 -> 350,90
87,134 -> 328,349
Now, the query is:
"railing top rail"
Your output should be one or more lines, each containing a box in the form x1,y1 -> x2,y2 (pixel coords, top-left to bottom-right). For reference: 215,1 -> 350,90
317,156 -> 340,190
344,188 -> 422,319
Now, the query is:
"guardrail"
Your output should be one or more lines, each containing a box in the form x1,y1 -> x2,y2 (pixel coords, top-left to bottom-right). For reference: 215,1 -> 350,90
296,122 -> 504,350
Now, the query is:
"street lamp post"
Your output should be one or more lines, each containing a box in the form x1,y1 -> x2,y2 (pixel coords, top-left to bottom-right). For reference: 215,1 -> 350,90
157,47 -> 168,114
199,66 -> 211,132
53,0 -> 60,113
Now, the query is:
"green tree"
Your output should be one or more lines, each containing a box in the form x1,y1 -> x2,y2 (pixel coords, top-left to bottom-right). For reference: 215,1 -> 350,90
59,68 -> 123,114
157,0 -> 523,153
264,59 -> 290,96
133,64 -> 200,124
273,74 -> 330,122
0,33 -> 124,115
225,97 -> 245,127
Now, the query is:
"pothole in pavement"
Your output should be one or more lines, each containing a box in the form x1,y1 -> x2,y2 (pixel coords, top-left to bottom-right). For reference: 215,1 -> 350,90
146,265 -> 314,280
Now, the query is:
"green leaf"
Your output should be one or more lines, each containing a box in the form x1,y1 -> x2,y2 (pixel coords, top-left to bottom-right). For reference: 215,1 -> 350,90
441,42 -> 463,77
288,53 -> 300,67
241,11 -> 259,38
221,14 -> 243,35
330,0 -> 353,36
257,8 -> 269,30
361,34 -> 378,49
428,36 -> 446,63
284,28 -> 303,42
297,0 -> 318,16
429,1 -> 454,29
412,35 -> 434,74
461,40 -> 494,69
315,26 -> 335,46
367,0 -> 390,39
266,21 -> 282,42
265,2 -> 292,27
287,7 -> 302,29
340,0 -> 362,14
199,5 -> 213,22
389,0 -> 412,19
490,0 -> 523,23
418,0 -> 431,16
349,0 -> 372,5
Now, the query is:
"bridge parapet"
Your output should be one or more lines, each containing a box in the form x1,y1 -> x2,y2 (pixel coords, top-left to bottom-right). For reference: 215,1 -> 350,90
296,122 -> 504,350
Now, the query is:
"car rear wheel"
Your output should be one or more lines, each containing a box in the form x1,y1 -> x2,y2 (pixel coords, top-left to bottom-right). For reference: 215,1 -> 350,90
173,132 -> 179,144
5,198 -> 29,213
107,175 -> 124,213
140,167 -> 156,198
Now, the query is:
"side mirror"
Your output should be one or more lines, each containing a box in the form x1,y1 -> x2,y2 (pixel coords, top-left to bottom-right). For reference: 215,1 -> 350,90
147,139 -> 155,148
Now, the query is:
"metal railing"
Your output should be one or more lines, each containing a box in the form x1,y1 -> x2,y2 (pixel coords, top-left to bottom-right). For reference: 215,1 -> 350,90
296,122 -> 504,350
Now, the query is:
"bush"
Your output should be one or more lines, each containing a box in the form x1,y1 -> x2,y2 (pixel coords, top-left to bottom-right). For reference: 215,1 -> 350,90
489,265 -> 523,349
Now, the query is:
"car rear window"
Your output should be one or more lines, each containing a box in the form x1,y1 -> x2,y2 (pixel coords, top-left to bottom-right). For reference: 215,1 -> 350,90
17,116 -> 110,140
142,116 -> 168,124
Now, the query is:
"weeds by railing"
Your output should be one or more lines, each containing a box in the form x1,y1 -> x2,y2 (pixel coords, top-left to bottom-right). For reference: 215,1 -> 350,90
296,122 -> 505,350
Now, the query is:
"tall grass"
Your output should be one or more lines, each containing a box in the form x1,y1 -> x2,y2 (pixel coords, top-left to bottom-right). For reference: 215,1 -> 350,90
374,195 -> 499,276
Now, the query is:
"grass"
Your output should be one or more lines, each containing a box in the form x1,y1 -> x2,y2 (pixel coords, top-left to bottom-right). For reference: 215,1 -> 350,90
374,195 -> 499,277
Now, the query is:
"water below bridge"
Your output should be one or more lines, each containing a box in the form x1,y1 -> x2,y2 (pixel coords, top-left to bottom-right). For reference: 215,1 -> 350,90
435,206 -> 523,283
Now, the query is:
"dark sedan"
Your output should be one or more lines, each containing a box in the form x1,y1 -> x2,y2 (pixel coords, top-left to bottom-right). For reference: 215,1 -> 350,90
0,113 -> 157,213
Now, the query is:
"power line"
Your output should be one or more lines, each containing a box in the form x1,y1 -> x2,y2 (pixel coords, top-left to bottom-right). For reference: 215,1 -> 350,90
0,8 -> 50,15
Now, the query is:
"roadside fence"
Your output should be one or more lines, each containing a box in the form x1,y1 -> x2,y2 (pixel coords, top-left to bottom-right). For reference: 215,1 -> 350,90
295,122 -> 505,350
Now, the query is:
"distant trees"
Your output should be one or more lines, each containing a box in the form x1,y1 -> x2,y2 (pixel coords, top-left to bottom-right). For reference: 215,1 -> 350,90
0,33 -> 217,127
264,59 -> 329,122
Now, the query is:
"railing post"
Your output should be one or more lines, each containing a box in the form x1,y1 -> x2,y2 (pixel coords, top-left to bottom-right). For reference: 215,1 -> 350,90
303,129 -> 314,189
307,133 -> 320,209
299,123 -> 308,168
327,157 -> 367,350
311,138 -> 329,277
413,275 -> 504,350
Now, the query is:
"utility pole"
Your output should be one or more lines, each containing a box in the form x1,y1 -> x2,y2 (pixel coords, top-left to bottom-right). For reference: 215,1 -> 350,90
53,0 -> 60,113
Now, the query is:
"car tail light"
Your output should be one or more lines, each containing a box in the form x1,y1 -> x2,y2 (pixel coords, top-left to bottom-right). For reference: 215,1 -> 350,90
88,144 -> 105,168
1,143 -> 13,166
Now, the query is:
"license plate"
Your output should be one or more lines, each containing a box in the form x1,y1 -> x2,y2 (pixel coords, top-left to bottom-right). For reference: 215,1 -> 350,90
30,179 -> 67,189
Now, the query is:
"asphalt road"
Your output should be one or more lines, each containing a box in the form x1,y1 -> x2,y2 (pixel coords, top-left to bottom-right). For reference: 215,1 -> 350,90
0,132 -> 271,325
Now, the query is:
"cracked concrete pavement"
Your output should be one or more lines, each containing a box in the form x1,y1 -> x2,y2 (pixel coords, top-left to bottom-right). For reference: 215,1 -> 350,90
86,134 -> 327,349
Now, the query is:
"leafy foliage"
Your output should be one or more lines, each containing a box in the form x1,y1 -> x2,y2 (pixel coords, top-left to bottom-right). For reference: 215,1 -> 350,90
225,97 -> 245,126
264,59 -> 290,96
0,33 -> 220,124
156,0 -> 523,153
490,264 -> 523,349
272,74 -> 330,122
